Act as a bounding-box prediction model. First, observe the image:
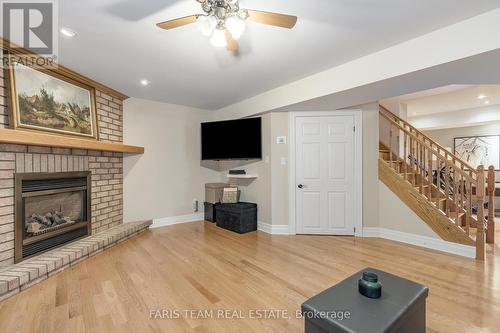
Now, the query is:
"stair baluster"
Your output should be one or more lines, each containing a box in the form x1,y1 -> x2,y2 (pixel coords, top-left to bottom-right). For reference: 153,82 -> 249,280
427,148 -> 432,200
466,178 -> 472,235
445,160 -> 450,217
420,143 -> 424,187
389,123 -> 393,168
476,166 -> 486,260
403,131 -> 408,180
487,166 -> 496,244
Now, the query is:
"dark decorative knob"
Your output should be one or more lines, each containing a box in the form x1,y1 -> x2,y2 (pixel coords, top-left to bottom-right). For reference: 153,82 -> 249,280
298,184 -> 304,189
358,272 -> 382,299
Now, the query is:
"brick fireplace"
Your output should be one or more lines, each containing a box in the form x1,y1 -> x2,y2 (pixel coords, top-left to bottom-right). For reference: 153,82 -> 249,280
0,68 -> 125,267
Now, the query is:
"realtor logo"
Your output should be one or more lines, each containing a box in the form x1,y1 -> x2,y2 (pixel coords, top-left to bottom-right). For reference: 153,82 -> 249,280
1,0 -> 58,67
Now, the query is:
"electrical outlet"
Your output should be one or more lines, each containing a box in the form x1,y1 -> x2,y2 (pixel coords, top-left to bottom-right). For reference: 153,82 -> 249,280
192,199 -> 199,212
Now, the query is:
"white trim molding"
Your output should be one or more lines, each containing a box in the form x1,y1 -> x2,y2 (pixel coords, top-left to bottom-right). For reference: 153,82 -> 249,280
258,222 -> 291,235
288,110 -> 363,236
363,227 -> 475,258
152,213 -> 204,229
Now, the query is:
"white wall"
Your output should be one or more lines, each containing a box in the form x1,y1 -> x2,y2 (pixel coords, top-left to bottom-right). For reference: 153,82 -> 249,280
411,105 -> 500,130
424,121 -> 500,149
361,104 -> 380,228
378,182 -> 439,238
270,113 -> 289,226
214,112 -> 289,226
373,181 -> 476,258
123,98 -> 220,222
122,106 -> 289,226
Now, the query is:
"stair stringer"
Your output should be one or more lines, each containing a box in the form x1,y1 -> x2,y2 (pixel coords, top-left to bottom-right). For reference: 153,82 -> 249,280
379,159 -> 475,246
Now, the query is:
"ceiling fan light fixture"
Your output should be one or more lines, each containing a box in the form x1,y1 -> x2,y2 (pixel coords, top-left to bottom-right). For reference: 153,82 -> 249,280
210,28 -> 227,47
225,15 -> 246,40
156,0 -> 297,53
197,15 -> 217,36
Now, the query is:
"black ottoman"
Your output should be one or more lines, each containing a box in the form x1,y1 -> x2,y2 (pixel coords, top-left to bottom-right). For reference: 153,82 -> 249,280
215,202 -> 257,234
301,268 -> 428,333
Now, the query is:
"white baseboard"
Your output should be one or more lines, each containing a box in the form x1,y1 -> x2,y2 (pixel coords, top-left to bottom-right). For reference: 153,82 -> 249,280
152,213 -> 204,229
258,222 -> 290,235
363,227 -> 475,258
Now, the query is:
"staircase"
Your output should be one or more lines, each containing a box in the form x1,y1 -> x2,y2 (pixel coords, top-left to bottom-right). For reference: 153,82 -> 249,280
378,106 -> 496,260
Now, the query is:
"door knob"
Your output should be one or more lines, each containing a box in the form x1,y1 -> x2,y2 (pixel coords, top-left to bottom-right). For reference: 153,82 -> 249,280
298,184 -> 304,189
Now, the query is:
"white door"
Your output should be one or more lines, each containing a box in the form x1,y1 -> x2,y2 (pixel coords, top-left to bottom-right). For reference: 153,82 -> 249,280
295,115 -> 355,235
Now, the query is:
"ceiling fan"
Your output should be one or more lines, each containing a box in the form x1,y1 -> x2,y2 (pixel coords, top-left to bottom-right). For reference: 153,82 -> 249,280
156,0 -> 297,53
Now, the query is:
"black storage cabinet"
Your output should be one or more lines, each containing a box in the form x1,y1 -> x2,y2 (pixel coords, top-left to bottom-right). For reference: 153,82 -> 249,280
215,202 -> 257,234
204,202 -> 216,223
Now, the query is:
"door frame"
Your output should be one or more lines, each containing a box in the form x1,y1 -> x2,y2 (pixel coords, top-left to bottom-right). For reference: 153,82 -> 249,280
288,110 -> 363,236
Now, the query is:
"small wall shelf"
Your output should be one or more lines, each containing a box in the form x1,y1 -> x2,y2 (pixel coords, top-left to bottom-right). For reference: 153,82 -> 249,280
226,174 -> 258,179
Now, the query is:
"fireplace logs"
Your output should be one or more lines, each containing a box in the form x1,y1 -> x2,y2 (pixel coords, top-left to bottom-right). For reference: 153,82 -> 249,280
25,211 -> 77,236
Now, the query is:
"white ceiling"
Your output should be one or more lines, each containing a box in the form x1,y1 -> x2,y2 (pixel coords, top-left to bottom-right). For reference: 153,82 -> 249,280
383,85 -> 500,117
58,0 -> 500,110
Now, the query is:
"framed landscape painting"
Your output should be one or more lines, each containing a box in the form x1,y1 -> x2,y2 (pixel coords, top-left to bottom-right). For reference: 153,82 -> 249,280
454,135 -> 500,170
7,61 -> 98,139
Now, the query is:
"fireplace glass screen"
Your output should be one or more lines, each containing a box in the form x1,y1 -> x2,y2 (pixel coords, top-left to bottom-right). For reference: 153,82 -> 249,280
15,172 -> 91,263
24,190 -> 85,238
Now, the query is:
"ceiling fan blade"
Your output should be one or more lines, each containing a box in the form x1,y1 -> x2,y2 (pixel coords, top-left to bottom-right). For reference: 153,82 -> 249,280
247,10 -> 297,29
156,15 -> 198,30
225,30 -> 240,53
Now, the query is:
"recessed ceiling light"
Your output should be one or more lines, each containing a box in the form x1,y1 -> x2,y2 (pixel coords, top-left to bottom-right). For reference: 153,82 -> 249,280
60,27 -> 77,38
484,100 -> 490,105
478,94 -> 486,100
140,79 -> 150,86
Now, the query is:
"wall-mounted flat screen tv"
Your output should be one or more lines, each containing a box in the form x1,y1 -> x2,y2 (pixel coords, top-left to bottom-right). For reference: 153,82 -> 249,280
201,118 -> 262,160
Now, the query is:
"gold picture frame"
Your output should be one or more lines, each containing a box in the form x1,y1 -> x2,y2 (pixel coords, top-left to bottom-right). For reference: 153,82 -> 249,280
6,53 -> 99,139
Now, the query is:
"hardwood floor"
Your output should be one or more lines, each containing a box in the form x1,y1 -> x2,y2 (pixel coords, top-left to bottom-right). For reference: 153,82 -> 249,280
0,221 -> 499,333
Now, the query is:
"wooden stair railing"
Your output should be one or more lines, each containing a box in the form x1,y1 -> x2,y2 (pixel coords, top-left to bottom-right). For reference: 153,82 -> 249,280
379,106 -> 495,260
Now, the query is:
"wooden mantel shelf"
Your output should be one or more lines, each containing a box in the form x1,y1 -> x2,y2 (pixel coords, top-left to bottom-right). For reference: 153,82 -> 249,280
0,129 -> 144,154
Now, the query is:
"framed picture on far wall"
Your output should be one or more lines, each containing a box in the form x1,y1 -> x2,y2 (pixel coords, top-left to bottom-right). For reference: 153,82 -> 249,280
454,135 -> 500,170
7,59 -> 99,139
